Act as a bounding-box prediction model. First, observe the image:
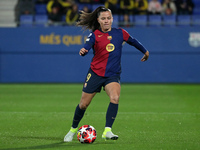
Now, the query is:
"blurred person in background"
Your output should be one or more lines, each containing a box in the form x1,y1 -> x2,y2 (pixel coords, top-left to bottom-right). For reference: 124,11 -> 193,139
162,0 -> 177,15
122,14 -> 132,27
15,0 -> 34,23
47,0 -> 64,14
48,5 -> 63,23
119,0 -> 134,27
17,0 -> 35,15
82,5 -> 92,13
93,0 -> 104,3
35,0 -> 49,4
66,3 -> 79,25
148,0 -> 162,15
119,0 -> 134,15
79,0 -> 92,3
62,0 -> 74,14
47,0 -> 72,15
133,0 -> 148,15
105,0 -> 118,14
47,0 -> 64,23
175,0 -> 194,15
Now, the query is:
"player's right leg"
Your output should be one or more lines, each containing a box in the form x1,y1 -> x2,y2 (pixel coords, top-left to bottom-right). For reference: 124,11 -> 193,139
64,92 -> 96,142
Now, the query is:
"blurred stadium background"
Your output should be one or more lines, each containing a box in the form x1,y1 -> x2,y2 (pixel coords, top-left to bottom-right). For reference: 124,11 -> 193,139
0,0 -> 199,83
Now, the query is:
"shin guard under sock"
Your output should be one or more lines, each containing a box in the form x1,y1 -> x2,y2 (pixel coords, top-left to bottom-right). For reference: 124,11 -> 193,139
105,102 -> 118,128
72,104 -> 86,128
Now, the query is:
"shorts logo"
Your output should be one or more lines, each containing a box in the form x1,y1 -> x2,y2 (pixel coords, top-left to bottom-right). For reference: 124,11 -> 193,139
106,43 -> 115,52
84,73 -> 91,88
84,83 -> 87,88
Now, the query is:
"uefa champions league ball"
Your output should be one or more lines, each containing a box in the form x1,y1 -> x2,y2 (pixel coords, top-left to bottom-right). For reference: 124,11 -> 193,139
77,125 -> 97,143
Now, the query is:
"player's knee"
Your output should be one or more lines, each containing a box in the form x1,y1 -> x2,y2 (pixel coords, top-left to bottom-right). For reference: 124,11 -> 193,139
110,95 -> 120,104
79,102 -> 89,110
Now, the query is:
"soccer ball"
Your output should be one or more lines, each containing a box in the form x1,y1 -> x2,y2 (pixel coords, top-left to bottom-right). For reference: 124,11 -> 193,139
77,125 -> 97,143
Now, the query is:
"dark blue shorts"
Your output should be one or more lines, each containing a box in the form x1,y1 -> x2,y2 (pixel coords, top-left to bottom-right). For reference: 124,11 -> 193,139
82,68 -> 120,93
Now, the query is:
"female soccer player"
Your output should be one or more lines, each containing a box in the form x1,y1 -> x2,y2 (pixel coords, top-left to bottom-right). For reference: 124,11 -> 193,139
64,6 -> 149,142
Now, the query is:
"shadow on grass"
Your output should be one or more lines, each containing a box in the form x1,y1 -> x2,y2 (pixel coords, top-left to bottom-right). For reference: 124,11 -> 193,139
1,142 -> 68,150
1,136 -> 116,150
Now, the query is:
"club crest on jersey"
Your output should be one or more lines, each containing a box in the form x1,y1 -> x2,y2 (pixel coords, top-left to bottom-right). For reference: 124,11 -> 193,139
106,43 -> 115,52
107,36 -> 112,40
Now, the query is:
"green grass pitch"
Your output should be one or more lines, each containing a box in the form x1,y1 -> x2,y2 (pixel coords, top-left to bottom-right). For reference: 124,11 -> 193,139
0,84 -> 200,150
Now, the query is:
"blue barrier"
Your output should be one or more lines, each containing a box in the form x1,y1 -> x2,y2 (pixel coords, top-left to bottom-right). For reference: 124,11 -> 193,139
0,26 -> 200,83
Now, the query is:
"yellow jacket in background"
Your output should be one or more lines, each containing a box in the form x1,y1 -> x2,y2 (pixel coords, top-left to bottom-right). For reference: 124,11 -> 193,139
47,0 -> 71,13
120,0 -> 134,10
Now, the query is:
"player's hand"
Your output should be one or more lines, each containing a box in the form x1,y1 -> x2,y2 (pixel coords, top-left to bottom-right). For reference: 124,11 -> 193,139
141,50 -> 149,62
79,48 -> 88,56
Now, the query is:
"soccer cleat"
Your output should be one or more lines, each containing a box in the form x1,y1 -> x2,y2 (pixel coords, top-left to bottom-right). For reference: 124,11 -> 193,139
64,127 -> 78,142
102,127 -> 118,140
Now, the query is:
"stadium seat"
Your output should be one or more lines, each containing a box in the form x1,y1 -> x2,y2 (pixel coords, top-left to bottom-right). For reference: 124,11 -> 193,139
148,15 -> 162,27
19,14 -> 33,27
177,15 -> 191,26
113,15 -> 119,23
162,15 -> 176,27
112,14 -> 119,27
133,15 -> 147,27
129,15 -> 134,23
35,4 -> 47,14
117,15 -> 134,27
34,15 -> 48,27
118,14 -> 123,22
193,6 -> 200,15
191,15 -> 200,26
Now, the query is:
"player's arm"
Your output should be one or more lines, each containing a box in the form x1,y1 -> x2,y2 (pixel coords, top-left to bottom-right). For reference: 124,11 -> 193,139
141,50 -> 149,62
79,48 -> 88,56
127,37 -> 149,61
121,28 -> 149,61
79,32 -> 95,56
127,37 -> 147,54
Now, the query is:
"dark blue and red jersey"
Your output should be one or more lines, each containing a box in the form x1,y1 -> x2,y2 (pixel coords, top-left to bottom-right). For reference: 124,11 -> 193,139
83,28 -> 147,77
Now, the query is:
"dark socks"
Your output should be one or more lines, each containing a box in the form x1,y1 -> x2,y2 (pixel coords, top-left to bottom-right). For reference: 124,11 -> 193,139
72,104 -> 86,128
105,102 -> 118,128
72,103 -> 118,129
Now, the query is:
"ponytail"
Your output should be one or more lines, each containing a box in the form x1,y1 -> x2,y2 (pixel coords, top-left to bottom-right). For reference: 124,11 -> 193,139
76,6 -> 111,32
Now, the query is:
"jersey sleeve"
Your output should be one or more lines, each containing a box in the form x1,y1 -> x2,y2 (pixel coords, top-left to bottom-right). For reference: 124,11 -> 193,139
83,32 -> 95,52
121,28 -> 130,41
121,28 -> 147,54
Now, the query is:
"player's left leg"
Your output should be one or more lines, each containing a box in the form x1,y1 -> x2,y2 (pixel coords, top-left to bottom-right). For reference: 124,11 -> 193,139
102,82 -> 120,140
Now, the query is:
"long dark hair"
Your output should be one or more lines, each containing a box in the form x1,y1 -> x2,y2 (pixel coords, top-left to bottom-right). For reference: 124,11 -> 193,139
76,6 -> 111,32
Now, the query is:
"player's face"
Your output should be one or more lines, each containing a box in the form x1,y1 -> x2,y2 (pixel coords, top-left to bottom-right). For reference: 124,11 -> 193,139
98,11 -> 113,32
